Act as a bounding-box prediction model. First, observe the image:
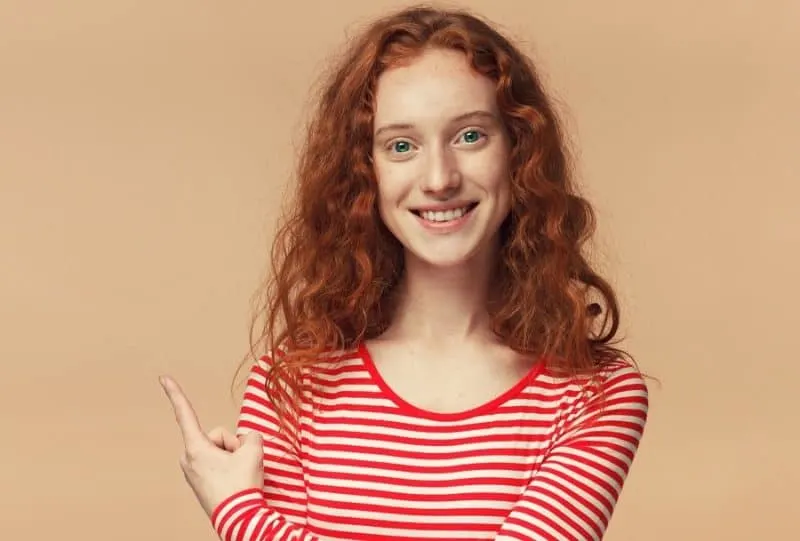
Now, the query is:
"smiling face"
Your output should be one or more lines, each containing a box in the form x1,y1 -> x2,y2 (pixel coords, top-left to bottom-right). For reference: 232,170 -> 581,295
371,47 -> 512,269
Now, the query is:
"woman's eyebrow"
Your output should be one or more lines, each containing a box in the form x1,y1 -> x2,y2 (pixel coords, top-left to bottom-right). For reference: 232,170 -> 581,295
374,109 -> 499,138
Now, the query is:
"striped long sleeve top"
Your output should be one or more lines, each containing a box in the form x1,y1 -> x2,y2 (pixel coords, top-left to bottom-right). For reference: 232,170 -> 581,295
210,342 -> 649,541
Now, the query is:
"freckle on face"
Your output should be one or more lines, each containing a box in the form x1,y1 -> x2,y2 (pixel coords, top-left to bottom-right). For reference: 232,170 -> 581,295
367,48 -> 513,268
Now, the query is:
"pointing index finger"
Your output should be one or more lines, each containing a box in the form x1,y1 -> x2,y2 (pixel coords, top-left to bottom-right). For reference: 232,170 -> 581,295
160,375 -> 205,450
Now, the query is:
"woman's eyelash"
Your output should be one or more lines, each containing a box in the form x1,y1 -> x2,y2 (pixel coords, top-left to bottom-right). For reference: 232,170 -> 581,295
384,129 -> 487,152
387,140 -> 414,152
459,129 -> 486,143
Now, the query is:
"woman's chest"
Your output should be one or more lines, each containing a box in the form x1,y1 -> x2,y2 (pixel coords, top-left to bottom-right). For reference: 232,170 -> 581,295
364,339 -> 534,414
298,407 -> 559,539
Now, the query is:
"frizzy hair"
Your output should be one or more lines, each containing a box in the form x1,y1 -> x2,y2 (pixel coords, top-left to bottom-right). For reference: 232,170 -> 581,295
237,4 -> 637,430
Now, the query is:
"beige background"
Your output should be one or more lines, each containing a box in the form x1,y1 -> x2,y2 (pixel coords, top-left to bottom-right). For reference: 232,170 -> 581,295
2,0 -> 798,539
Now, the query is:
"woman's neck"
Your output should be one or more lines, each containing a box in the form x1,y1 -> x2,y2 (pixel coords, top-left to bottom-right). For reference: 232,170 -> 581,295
383,248 -> 499,346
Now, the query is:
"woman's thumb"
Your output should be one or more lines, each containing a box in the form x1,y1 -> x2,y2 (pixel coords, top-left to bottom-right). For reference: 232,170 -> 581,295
239,431 -> 263,452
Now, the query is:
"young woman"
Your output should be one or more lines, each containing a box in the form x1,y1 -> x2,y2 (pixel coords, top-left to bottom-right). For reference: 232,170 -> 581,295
161,6 -> 649,541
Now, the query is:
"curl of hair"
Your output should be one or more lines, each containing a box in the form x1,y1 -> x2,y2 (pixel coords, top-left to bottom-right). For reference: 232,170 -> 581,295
238,5 -> 638,433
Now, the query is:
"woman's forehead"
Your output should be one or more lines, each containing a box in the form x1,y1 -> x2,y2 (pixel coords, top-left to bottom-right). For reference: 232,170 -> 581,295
372,49 -> 498,129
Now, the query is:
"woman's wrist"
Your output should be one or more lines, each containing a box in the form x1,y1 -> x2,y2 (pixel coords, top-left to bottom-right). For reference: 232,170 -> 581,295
210,488 -> 264,539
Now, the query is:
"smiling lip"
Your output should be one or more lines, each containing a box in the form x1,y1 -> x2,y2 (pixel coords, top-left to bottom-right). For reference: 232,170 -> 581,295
410,202 -> 478,233
410,201 -> 478,213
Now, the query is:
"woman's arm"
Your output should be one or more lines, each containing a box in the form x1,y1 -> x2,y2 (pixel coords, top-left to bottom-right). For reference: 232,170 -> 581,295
210,356 -> 339,541
211,489 -> 333,541
493,364 -> 649,541
210,362 -> 648,541
235,356 -> 309,525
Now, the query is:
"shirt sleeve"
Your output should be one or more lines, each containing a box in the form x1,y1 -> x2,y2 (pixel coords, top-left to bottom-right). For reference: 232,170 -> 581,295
210,360 -> 649,541
233,355 -> 309,525
210,355 -> 346,541
493,362 -> 650,541
211,489 -> 335,541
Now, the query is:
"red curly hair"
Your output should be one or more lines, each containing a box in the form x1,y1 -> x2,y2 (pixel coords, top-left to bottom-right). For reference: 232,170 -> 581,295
239,5 -> 636,428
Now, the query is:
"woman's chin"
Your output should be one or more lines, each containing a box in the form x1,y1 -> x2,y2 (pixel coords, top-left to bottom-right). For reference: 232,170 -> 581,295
403,245 -> 482,270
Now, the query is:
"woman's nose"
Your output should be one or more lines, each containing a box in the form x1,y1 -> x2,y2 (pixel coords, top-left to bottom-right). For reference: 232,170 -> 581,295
421,148 -> 462,195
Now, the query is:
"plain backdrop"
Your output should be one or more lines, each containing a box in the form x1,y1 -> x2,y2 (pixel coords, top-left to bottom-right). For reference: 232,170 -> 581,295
1,0 -> 798,539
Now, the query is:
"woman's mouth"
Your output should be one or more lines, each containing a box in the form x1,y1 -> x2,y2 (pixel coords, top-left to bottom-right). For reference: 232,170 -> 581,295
410,202 -> 479,223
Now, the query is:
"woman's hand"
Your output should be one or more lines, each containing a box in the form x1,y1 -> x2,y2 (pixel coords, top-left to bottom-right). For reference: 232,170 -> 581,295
160,375 -> 264,517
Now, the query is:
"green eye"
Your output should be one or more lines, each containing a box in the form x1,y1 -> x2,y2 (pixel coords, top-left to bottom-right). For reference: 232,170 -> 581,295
392,141 -> 411,153
462,130 -> 482,144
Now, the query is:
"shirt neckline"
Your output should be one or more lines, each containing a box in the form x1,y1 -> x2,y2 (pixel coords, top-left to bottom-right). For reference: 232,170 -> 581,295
356,340 -> 546,422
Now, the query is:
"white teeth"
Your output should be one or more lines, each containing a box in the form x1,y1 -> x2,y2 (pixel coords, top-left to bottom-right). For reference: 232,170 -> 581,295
419,206 -> 469,222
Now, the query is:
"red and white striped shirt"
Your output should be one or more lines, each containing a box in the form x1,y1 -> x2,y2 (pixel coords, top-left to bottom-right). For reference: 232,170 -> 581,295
211,342 -> 649,541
